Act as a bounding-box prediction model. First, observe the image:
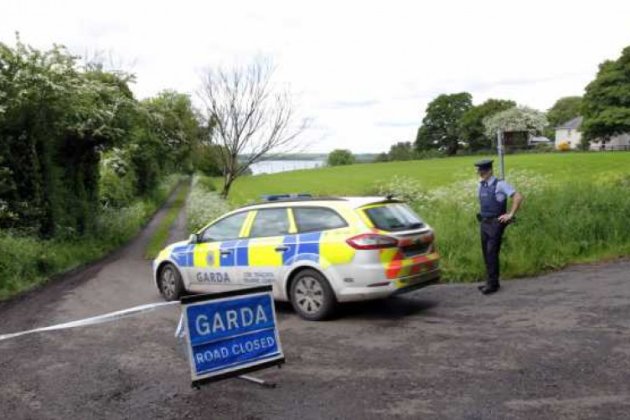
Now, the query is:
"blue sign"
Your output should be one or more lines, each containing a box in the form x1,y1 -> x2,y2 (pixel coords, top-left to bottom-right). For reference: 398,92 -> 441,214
181,286 -> 284,385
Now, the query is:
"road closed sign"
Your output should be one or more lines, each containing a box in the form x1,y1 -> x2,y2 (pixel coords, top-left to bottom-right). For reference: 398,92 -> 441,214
181,286 -> 285,386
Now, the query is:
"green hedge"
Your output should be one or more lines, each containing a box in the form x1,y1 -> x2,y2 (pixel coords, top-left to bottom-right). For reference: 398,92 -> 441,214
0,176 -> 181,300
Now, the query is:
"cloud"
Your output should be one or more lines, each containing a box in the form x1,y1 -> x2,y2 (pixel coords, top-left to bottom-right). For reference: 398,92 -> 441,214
323,99 -> 381,109
2,0 -> 630,153
375,121 -> 418,128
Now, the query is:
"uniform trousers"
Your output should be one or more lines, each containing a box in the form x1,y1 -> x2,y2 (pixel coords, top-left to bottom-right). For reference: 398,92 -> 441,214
480,218 -> 506,287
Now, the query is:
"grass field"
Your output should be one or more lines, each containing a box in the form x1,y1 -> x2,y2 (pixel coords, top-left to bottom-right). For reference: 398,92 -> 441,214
224,152 -> 630,282
227,152 -> 630,204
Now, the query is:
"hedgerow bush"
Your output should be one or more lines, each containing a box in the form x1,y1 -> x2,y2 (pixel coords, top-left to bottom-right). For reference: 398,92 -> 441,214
0,176 -> 180,299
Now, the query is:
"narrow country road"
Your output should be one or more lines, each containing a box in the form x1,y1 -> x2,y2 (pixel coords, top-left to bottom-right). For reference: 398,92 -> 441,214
1,188 -> 629,419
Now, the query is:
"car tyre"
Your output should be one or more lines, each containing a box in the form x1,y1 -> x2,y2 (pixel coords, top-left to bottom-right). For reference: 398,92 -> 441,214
290,269 -> 337,321
159,263 -> 184,301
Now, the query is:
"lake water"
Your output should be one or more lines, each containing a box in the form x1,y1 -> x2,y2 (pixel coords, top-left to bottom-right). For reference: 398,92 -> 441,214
249,160 -> 325,175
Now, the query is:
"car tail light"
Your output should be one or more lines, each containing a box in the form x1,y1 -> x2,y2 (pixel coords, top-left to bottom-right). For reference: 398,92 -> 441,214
346,233 -> 399,250
421,231 -> 435,243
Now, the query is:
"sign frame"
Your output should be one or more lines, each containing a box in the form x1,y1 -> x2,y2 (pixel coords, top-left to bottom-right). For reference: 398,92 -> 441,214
181,285 -> 285,388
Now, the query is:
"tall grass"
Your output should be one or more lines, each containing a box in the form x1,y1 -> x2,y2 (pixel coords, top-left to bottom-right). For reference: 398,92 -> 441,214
377,172 -> 630,281
0,176 -> 183,300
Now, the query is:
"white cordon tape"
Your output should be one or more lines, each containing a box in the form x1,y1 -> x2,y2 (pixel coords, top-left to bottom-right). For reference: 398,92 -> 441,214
0,301 -> 179,342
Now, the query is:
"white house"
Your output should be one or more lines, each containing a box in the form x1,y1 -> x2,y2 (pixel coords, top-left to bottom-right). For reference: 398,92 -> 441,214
555,116 -> 630,150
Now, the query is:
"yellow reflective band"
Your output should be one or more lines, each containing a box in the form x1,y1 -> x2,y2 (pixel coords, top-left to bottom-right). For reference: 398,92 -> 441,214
287,208 -> 297,234
320,230 -> 356,268
157,248 -> 170,261
360,203 -> 387,210
379,248 -> 398,266
240,211 -> 257,238
248,237 -> 283,267
357,209 -> 374,228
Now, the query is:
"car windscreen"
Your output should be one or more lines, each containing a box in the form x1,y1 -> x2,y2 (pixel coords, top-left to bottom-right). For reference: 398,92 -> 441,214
363,203 -> 424,231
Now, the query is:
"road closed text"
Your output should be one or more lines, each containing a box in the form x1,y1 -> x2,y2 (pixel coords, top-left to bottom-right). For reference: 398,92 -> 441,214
194,335 -> 277,365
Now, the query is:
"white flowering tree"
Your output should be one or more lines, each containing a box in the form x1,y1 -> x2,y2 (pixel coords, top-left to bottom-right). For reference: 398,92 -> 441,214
483,106 -> 548,147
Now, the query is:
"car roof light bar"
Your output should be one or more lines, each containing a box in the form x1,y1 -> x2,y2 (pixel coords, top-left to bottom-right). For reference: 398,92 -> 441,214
262,193 -> 312,202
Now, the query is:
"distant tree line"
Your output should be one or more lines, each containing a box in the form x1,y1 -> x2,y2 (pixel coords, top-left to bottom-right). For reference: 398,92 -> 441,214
395,44 -> 630,160
413,93 -> 551,157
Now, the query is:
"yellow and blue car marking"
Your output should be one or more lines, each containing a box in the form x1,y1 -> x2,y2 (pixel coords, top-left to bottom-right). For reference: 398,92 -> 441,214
168,232 -> 338,268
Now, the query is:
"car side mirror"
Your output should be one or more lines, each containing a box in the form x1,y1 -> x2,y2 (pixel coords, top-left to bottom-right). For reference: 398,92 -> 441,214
189,233 -> 198,244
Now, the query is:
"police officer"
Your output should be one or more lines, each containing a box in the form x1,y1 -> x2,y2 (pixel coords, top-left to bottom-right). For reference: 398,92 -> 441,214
474,159 -> 523,295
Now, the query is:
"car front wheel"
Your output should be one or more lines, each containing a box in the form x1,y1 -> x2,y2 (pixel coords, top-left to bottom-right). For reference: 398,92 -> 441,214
290,269 -> 336,321
159,263 -> 184,301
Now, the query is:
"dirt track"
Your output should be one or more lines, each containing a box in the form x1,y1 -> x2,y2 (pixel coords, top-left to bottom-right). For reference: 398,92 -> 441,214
1,190 -> 630,420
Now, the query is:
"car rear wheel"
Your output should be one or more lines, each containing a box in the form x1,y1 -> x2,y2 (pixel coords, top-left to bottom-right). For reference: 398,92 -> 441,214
159,263 -> 184,301
290,269 -> 336,321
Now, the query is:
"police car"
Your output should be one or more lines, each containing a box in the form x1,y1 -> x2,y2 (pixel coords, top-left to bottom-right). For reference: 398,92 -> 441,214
153,195 -> 440,320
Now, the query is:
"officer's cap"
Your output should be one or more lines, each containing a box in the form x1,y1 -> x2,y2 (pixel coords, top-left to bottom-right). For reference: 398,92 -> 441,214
474,159 -> 493,171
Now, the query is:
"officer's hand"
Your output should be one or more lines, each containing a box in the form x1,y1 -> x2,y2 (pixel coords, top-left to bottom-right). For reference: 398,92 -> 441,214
498,213 -> 513,224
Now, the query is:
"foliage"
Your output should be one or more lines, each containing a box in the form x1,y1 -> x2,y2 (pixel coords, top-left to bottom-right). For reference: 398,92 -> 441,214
193,143 -> 224,176
142,90 -> 203,174
545,96 -> 582,138
483,106 -> 548,147
186,174 -> 231,233
99,147 -> 138,207
0,38 -> 136,236
0,38 -> 203,237
415,92 -> 472,155
459,99 -> 516,151
0,176 -> 180,299
387,142 -> 416,161
582,46 -> 630,142
327,149 -> 355,166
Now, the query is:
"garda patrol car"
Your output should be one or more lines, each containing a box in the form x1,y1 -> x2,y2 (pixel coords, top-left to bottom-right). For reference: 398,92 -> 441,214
153,195 -> 440,320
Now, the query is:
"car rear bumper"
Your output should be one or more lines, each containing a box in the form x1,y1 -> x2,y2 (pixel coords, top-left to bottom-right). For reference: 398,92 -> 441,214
335,268 -> 440,302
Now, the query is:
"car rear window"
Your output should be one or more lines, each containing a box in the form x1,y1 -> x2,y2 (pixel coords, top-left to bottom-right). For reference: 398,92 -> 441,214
363,203 -> 424,231
293,207 -> 347,233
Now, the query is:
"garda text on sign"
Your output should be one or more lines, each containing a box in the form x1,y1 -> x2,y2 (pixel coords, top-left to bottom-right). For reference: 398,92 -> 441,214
181,286 -> 284,386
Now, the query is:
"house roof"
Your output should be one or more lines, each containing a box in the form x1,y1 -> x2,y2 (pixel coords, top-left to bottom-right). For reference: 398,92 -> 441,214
556,116 -> 583,130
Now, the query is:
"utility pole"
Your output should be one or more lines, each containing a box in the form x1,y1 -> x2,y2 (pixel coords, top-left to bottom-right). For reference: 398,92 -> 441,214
497,130 -> 505,179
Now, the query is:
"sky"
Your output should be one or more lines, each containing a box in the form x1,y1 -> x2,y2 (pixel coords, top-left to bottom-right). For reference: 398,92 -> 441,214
2,0 -> 630,153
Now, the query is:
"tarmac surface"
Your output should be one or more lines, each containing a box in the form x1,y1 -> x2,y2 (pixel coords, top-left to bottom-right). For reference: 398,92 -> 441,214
1,188 -> 629,420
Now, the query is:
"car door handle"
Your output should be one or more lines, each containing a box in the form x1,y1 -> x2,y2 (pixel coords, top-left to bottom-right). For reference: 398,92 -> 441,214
220,250 -> 232,256
275,246 -> 289,252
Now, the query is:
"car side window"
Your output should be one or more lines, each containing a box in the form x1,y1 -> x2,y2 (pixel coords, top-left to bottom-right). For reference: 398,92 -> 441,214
249,208 -> 290,238
200,212 -> 248,243
294,207 -> 347,233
